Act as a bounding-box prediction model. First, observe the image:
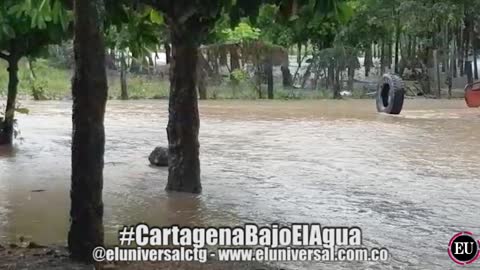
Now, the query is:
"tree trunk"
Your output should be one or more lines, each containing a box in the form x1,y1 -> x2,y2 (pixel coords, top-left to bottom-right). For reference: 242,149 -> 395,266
68,0 -> 107,262
197,53 -> 207,100
0,56 -> 20,145
380,39 -> 386,74
197,75 -> 207,100
387,37 -> 393,69
394,18 -> 401,74
453,32 -> 458,78
281,65 -> 293,87
293,42 -> 305,83
466,60 -> 473,84
348,66 -> 354,92
106,49 -> 116,70
255,64 -> 263,99
459,26 -> 465,76
120,51 -> 128,100
209,49 -> 219,76
230,46 -> 240,71
465,15 -> 473,83
27,58 -> 44,101
448,30 -> 454,99
312,68 -> 321,90
166,27 -> 201,193
407,35 -> 412,58
474,40 -> 478,80
434,49 -> 441,98
147,55 -> 155,75
412,37 -> 417,58
219,47 -> 228,66
442,24 -> 447,73
426,47 -> 435,95
472,19 -> 478,80
266,58 -> 274,99
165,43 -> 171,64
327,64 -> 334,90
130,58 -> 141,73
465,17 -> 471,68
364,44 -> 373,77
297,42 -> 302,68
301,62 -> 312,89
333,67 -> 342,99
27,58 -> 37,80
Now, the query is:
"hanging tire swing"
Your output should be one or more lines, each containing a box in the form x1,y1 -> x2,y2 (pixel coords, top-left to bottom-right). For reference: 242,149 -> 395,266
376,74 -> 405,115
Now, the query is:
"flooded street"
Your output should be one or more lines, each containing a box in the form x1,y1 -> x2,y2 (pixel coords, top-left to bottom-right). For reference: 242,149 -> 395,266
0,99 -> 479,269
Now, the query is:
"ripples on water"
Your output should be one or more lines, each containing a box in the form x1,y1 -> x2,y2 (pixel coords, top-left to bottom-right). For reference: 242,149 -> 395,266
0,99 -> 479,269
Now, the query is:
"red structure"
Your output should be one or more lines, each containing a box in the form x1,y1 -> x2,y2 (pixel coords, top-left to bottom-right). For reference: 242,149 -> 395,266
465,82 -> 480,108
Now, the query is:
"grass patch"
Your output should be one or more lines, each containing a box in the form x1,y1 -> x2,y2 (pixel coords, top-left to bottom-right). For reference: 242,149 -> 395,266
0,58 -> 345,100
0,58 -> 169,100
108,74 -> 169,100
0,59 -> 72,99
208,81 -> 335,100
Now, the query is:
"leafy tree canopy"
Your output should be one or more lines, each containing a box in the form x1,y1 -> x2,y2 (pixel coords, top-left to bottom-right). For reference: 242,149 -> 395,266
0,0 -> 70,60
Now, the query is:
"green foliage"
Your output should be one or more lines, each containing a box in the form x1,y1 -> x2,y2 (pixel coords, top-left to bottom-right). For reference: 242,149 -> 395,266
256,4 -> 294,47
222,22 -> 261,43
337,0 -> 467,50
7,0 -> 71,30
105,5 -> 165,59
29,78 -> 48,100
254,1 -> 350,49
0,0 -> 71,59
230,68 -> 249,84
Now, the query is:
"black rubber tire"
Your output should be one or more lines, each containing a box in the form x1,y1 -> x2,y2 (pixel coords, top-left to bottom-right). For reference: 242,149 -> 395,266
376,74 -> 405,115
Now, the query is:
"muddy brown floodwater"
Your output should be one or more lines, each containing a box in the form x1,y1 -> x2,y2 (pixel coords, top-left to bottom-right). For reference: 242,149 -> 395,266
0,99 -> 479,269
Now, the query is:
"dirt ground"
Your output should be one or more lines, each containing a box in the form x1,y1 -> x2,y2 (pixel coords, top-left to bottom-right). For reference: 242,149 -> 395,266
0,244 -> 279,270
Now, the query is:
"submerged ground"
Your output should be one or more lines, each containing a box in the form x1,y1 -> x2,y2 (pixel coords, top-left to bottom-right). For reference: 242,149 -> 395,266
0,99 -> 479,269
